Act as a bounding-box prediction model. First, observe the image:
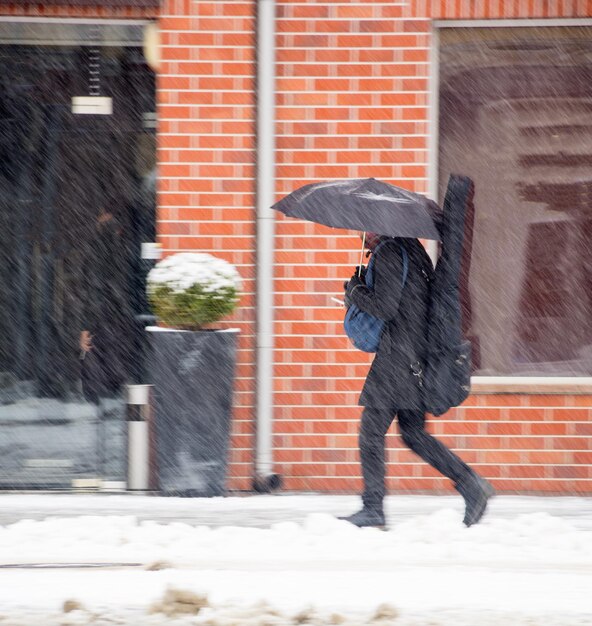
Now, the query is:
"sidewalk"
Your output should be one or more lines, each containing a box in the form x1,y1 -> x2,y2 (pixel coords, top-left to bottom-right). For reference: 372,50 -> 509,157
0,492 -> 591,626
1,491 -> 592,529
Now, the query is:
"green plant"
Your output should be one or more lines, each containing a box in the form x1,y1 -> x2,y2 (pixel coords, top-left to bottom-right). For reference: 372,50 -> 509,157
147,252 -> 241,329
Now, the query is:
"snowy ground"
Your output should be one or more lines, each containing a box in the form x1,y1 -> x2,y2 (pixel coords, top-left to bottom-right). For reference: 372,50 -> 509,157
0,493 -> 591,625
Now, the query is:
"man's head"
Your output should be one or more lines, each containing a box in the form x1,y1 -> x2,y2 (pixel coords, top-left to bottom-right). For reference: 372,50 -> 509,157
361,232 -> 385,252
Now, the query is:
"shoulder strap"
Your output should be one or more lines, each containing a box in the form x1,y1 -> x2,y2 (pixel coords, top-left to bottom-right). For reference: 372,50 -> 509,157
367,240 -> 386,271
368,239 -> 409,290
399,244 -> 409,289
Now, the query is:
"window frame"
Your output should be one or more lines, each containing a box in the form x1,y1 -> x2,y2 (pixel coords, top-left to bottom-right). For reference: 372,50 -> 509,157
431,18 -> 592,393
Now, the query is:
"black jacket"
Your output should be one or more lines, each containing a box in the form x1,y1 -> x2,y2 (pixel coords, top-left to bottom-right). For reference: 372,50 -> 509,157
348,237 -> 433,409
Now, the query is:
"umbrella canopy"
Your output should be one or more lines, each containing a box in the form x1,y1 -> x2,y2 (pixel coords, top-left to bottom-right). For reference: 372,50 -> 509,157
273,178 -> 442,240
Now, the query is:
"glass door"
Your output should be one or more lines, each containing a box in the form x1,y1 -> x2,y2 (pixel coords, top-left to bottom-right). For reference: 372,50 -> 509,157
0,23 -> 156,487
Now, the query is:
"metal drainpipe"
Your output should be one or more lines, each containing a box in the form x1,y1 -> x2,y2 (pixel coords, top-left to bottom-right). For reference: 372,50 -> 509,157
254,0 -> 281,492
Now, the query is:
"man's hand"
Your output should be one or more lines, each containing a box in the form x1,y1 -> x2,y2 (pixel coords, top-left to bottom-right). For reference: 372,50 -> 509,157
80,330 -> 93,353
344,274 -> 364,308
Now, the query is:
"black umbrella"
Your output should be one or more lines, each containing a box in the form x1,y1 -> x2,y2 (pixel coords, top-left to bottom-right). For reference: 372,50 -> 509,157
273,177 -> 442,241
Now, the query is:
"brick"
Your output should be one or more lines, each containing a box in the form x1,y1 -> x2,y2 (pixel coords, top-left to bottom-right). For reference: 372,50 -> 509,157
380,93 -> 422,106
277,20 -> 309,33
401,108 -> 429,122
336,35 -> 375,48
504,408 -> 546,421
158,105 -> 192,119
381,5 -> 406,18
477,394 -> 526,407
161,47 -> 193,62
552,438 -> 590,451
312,20 -> 353,33
358,78 -> 396,91
274,420 -> 308,435
292,34 -> 330,47
461,408 -> 502,421
159,76 -> 191,90
501,437 -> 546,450
441,422 -> 482,435
394,478 -> 448,492
314,48 -> 356,64
553,466 -> 590,479
222,3 -> 253,17
509,465 -> 549,479
358,20 -> 401,33
310,449 -> 350,463
198,17 -> 253,31
523,395 -> 568,407
403,49 -> 429,62
292,5 -> 330,18
335,5 -> 377,19
292,122 -> 329,135
575,451 -> 592,464
358,107 -> 396,121
198,47 -> 238,61
566,395 -> 592,406
277,50 -> 308,63
529,423 -> 568,436
379,151 -> 417,164
335,121 -> 374,134
275,450 -> 307,463
359,49 -> 395,63
483,451 -> 523,464
314,78 -> 354,91
402,78 -> 429,90
403,20 -> 430,32
311,421 -> 355,435
379,121 -> 422,134
177,32 -> 216,46
415,465 -> 441,478
293,92 -> 332,106
158,221 -> 191,235
575,423 -> 592,436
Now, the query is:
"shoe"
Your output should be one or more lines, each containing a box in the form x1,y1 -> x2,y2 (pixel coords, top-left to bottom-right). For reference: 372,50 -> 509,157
337,507 -> 386,529
455,474 -> 495,527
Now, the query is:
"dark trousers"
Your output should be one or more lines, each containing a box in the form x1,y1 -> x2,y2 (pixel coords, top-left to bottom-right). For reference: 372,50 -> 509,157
359,406 -> 473,510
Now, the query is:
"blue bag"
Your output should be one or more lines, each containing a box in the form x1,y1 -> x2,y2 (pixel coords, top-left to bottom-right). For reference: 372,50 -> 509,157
343,241 -> 408,353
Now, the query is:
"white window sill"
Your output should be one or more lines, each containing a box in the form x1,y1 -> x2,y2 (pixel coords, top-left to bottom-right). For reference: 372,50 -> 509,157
471,377 -> 592,394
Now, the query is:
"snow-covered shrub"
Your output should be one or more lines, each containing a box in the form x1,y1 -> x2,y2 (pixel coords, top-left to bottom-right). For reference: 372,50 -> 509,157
147,252 -> 241,329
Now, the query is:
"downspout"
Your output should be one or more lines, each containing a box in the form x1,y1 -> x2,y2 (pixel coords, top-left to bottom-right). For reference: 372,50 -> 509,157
426,21 -> 440,266
254,0 -> 281,492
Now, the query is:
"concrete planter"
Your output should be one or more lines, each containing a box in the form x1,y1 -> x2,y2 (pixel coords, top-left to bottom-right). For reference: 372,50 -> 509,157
147,328 -> 239,497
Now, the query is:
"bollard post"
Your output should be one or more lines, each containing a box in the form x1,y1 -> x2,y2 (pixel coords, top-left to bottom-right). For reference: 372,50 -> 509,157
126,384 -> 155,491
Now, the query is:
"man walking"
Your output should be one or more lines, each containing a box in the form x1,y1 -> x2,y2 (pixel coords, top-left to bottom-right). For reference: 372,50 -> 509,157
340,232 -> 493,529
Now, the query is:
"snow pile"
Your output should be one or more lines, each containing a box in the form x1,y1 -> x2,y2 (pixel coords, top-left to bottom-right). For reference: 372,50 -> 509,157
1,509 -> 590,570
0,506 -> 590,625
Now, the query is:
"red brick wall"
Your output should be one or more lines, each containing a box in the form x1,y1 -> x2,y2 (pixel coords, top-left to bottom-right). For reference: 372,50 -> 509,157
0,2 -> 156,17
273,0 -> 431,494
158,0 -> 257,490
156,0 -> 592,495
4,0 -> 589,494
269,0 -> 592,495
417,396 -> 592,493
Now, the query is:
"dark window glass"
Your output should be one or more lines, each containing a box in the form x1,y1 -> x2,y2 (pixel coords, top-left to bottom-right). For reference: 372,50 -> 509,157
439,27 -> 592,376
0,25 -> 156,486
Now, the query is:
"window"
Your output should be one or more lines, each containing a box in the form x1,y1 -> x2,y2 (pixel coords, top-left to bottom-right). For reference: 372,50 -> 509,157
439,26 -> 592,376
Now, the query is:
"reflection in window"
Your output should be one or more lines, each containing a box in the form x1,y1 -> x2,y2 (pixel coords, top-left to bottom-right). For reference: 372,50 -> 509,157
439,27 -> 592,376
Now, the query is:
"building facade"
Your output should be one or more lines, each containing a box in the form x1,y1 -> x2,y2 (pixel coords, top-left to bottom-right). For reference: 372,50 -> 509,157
1,0 -> 591,494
